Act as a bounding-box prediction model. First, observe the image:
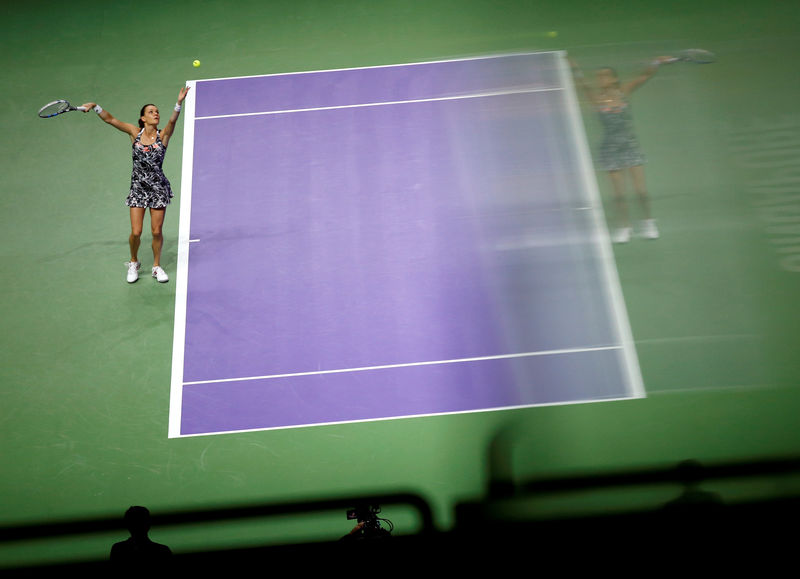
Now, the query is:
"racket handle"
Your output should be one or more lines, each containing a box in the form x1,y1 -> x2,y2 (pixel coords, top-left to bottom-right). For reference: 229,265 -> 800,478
77,106 -> 88,112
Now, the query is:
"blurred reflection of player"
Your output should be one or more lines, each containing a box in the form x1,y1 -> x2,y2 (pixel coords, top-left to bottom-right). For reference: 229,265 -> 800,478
571,56 -> 673,243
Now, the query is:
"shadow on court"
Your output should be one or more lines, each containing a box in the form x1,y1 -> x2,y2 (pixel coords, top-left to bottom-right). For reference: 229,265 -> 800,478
2,453 -> 800,571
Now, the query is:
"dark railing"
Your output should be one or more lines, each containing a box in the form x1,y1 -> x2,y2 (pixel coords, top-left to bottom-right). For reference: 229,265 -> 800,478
3,455 -> 800,570
0,491 -> 434,543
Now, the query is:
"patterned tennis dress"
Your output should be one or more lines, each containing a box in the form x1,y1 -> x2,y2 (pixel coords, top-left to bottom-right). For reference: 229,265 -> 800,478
596,100 -> 646,171
126,129 -> 173,208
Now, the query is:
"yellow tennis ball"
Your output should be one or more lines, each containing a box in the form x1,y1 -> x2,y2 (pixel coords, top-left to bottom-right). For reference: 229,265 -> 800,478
193,60 -> 201,68
547,31 -> 558,38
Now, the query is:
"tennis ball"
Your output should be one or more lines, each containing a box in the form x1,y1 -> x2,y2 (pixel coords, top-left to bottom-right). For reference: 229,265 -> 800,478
547,31 -> 558,38
193,60 -> 201,68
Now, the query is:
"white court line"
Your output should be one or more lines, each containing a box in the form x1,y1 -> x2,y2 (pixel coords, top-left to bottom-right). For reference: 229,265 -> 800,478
194,86 -> 562,121
177,395 -> 638,438
168,80 -> 197,439
183,345 -> 622,386
554,50 -> 645,399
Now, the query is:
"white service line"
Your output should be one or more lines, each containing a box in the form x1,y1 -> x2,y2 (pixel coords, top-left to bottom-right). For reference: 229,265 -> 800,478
183,345 -> 623,386
195,86 -> 563,121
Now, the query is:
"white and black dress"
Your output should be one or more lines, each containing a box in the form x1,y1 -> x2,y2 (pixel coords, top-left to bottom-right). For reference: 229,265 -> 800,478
126,129 -> 173,208
596,100 -> 646,171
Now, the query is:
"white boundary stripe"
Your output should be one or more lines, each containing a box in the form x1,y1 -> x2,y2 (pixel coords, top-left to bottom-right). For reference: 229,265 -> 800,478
183,345 -> 623,386
555,51 -> 646,399
188,50 -> 558,84
168,80 -> 197,438
195,86 -> 562,121
176,395 -> 637,438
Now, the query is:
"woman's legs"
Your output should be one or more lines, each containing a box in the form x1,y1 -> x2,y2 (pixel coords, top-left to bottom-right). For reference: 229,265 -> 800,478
607,166 -> 658,242
126,207 -> 146,282
607,169 -> 631,242
129,207 -> 146,262
608,169 -> 628,226
630,165 -> 658,239
630,164 -> 652,220
149,208 -> 166,268
126,206 -> 169,282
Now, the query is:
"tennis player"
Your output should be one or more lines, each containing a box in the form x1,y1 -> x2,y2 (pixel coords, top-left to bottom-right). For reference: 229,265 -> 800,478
571,57 -> 672,243
81,86 -> 189,282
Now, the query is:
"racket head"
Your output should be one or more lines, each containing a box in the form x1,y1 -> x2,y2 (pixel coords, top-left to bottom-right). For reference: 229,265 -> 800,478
678,49 -> 715,64
38,100 -> 76,118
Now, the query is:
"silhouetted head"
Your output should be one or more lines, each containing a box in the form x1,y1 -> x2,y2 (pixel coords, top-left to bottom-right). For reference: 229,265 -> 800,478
124,506 -> 151,537
675,459 -> 704,486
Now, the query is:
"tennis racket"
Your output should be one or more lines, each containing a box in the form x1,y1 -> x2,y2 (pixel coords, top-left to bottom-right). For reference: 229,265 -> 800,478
38,100 -> 87,118
668,49 -> 715,64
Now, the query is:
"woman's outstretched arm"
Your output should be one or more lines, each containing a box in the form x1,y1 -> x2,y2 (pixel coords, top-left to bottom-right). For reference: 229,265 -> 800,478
80,102 -> 139,140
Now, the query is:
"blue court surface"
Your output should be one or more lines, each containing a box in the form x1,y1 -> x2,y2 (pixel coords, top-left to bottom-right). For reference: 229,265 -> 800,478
169,51 -> 644,438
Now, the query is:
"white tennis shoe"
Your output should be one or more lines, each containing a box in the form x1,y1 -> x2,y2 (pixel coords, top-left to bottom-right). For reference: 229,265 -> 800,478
125,261 -> 141,283
611,227 -> 632,244
640,219 -> 660,240
152,266 -> 169,283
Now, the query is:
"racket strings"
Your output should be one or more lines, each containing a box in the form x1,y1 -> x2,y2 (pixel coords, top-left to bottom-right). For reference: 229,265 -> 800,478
679,49 -> 715,64
38,100 -> 71,117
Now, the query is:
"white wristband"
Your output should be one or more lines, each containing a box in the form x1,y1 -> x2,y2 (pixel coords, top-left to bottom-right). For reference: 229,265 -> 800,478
174,103 -> 181,112
93,105 -> 103,114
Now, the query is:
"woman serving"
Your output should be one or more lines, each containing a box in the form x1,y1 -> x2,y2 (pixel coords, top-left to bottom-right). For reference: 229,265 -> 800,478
570,57 -> 672,243
82,86 -> 189,282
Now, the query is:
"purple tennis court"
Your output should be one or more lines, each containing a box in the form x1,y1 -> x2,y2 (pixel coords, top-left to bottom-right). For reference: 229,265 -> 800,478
169,52 -> 644,438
